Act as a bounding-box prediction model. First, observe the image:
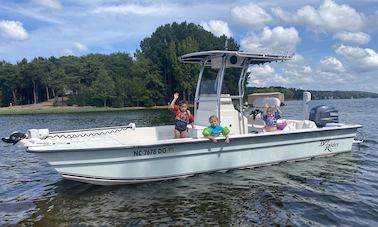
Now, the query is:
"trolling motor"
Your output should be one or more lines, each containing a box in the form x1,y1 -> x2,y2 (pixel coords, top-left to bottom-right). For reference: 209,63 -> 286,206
2,131 -> 26,144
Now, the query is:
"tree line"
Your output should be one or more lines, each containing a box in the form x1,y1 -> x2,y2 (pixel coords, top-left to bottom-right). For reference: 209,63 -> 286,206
0,22 -> 239,107
1,22 -> 376,108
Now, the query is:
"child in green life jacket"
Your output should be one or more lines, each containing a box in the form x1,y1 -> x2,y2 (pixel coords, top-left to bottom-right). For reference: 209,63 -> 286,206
202,115 -> 230,143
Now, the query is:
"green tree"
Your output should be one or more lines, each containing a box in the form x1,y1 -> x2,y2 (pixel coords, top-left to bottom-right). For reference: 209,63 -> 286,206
91,68 -> 116,107
0,61 -> 21,105
139,22 -> 239,102
133,52 -> 166,106
129,77 -> 146,107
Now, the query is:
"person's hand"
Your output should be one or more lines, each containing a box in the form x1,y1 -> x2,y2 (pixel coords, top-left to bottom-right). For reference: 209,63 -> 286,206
174,92 -> 179,99
224,137 -> 230,144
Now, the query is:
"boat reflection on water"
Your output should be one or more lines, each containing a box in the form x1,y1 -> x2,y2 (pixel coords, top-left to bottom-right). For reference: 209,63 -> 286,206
21,149 -> 361,226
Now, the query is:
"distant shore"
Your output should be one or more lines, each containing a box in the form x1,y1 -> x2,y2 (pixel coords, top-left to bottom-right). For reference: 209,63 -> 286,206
0,103 -> 168,115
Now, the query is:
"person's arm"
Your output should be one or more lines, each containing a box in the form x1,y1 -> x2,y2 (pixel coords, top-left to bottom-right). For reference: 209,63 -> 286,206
224,135 -> 230,144
261,114 -> 267,122
275,104 -> 282,114
191,122 -> 195,129
207,135 -> 217,143
169,92 -> 179,110
188,112 -> 195,129
275,105 -> 282,119
220,125 -> 230,143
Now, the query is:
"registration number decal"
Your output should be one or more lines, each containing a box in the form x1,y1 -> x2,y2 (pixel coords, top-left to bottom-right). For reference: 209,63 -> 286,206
133,146 -> 175,157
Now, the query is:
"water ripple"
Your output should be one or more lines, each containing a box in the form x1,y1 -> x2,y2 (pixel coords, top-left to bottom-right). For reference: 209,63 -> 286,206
0,99 -> 377,225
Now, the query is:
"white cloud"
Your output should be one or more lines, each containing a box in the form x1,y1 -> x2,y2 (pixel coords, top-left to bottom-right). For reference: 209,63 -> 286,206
32,0 -> 62,10
333,32 -> 370,45
0,20 -> 28,41
283,64 -> 313,78
271,7 -> 291,22
335,44 -> 378,72
93,3 -> 175,16
280,54 -> 352,90
62,48 -> 74,56
248,64 -> 291,87
273,0 -> 365,33
319,56 -> 345,73
282,61 -> 349,89
248,64 -> 275,75
231,3 -> 272,28
302,65 -> 312,73
281,52 -> 376,91
201,20 -> 232,38
74,42 -> 88,52
241,26 -> 300,53
287,54 -> 305,64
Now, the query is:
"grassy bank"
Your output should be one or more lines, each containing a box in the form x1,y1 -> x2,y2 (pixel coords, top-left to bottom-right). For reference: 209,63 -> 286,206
0,105 -> 168,115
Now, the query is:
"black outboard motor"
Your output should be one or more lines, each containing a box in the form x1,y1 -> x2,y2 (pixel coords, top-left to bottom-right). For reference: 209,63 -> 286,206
309,105 -> 339,127
2,131 -> 26,144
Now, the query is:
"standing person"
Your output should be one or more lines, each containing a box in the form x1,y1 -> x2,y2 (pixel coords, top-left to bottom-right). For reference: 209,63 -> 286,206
202,115 -> 230,143
169,92 -> 195,138
261,104 -> 282,132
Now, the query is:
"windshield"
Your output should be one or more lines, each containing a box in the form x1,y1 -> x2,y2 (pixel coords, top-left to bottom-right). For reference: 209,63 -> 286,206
199,67 -> 218,95
199,67 -> 243,96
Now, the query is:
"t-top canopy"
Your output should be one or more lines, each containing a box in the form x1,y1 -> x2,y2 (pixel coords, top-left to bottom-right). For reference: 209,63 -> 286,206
179,50 -> 293,68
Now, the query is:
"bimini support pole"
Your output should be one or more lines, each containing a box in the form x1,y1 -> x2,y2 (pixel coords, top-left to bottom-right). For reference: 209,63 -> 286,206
216,54 -> 227,121
194,60 -> 207,122
303,91 -> 311,120
238,62 -> 249,134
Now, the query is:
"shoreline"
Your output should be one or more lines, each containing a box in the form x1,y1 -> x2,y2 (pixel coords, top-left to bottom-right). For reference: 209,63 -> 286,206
0,105 -> 169,115
1,96 -> 373,116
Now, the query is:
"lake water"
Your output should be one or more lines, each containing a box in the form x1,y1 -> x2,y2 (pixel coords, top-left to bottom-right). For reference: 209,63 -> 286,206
1,99 -> 377,226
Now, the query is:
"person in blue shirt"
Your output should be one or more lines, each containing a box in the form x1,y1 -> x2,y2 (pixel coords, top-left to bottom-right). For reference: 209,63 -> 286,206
203,115 -> 230,143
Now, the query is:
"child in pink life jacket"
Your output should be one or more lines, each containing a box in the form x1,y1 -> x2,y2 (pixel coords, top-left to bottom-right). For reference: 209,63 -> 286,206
169,92 -> 195,138
261,104 -> 285,132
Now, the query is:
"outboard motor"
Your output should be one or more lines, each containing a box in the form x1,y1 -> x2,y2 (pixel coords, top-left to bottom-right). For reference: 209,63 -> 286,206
309,105 -> 339,127
2,131 -> 26,144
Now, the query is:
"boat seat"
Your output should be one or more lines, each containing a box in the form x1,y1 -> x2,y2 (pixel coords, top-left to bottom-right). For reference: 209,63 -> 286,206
247,113 -> 265,133
283,120 -> 317,131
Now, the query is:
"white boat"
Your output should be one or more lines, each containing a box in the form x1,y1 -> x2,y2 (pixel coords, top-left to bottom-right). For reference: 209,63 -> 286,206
2,50 -> 362,185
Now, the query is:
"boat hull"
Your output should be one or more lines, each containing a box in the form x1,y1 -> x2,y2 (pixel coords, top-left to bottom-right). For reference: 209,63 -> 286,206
27,126 -> 360,185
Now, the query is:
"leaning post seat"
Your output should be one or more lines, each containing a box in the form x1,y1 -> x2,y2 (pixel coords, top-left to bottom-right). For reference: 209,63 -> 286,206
194,94 -> 248,136
246,96 -> 282,133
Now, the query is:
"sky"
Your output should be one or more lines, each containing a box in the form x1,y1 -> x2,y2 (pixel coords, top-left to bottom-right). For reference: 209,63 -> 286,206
0,0 -> 377,93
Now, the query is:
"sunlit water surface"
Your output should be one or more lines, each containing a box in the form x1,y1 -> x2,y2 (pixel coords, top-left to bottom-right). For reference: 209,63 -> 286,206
0,99 -> 377,226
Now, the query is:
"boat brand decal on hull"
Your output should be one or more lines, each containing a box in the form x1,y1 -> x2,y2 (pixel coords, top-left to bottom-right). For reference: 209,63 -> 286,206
319,139 -> 339,152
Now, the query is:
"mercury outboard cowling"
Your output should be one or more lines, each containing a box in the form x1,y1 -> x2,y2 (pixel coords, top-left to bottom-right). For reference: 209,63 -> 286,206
309,105 -> 339,127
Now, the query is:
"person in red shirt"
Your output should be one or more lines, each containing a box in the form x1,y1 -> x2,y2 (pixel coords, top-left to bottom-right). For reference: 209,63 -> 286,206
169,92 -> 195,138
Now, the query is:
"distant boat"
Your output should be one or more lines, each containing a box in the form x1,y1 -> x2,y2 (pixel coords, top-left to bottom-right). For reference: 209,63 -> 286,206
2,50 -> 362,185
